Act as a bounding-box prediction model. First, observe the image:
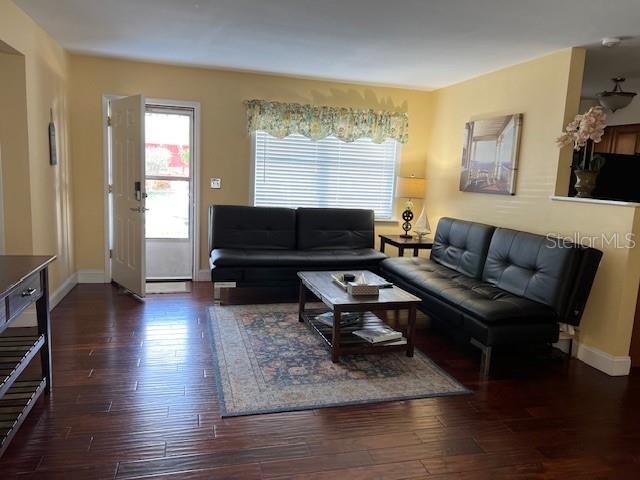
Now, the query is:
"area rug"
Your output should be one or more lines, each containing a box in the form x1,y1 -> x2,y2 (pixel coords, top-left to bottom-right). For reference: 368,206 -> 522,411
208,304 -> 470,417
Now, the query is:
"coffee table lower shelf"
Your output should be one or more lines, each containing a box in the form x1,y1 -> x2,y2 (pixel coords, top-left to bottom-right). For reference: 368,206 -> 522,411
301,309 -> 409,358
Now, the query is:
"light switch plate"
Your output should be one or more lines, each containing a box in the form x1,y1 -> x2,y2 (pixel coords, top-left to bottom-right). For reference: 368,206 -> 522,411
210,178 -> 221,189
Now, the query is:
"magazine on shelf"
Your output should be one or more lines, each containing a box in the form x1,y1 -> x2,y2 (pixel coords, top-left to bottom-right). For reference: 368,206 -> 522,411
352,326 -> 402,343
314,311 -> 363,327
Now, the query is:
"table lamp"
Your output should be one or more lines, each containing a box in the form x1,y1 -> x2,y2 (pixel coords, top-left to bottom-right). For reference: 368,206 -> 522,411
395,175 -> 425,238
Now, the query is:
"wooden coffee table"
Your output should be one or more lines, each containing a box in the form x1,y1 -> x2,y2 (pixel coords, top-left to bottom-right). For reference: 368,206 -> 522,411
297,270 -> 422,362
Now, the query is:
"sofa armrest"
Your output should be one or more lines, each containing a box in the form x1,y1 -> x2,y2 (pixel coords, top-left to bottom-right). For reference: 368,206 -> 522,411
562,247 -> 603,326
208,205 -> 215,256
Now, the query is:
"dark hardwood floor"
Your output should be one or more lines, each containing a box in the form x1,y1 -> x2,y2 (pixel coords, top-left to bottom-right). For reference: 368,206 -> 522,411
1,283 -> 640,479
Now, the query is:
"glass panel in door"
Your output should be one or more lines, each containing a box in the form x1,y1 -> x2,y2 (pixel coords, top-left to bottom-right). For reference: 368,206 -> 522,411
144,107 -> 194,280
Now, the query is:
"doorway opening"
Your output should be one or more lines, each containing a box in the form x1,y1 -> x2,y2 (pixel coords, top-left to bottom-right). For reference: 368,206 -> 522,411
144,105 -> 195,282
104,97 -> 200,297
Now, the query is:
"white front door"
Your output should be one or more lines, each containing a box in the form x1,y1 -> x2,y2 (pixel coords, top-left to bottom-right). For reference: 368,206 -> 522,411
111,95 -> 146,297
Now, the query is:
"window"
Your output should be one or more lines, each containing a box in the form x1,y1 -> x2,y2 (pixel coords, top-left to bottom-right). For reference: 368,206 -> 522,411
253,132 -> 399,219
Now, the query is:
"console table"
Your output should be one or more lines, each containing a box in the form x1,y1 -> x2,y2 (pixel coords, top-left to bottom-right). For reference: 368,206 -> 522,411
0,255 -> 55,457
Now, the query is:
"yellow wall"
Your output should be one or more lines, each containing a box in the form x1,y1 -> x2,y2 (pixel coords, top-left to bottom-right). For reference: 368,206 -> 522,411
68,54 -> 433,272
0,51 -> 32,253
425,48 -> 640,358
0,0 -> 75,294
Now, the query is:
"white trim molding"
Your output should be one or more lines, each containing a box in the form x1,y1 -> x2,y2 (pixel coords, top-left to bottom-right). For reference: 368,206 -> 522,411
77,270 -> 108,283
576,343 -> 631,376
196,269 -> 210,282
549,195 -> 640,208
50,273 -> 78,309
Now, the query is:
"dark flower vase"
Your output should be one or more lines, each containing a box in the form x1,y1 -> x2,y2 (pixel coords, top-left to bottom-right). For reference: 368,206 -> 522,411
574,170 -> 599,198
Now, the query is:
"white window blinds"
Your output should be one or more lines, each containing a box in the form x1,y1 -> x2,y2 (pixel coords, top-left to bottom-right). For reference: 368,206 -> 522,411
253,132 -> 398,219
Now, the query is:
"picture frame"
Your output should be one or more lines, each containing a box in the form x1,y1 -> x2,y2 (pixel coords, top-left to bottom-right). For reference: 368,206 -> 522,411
459,113 -> 523,195
49,120 -> 57,166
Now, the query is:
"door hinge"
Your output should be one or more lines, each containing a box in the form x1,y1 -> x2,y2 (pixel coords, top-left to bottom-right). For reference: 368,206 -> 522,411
108,184 -> 113,194
107,116 -> 112,127
109,249 -> 113,259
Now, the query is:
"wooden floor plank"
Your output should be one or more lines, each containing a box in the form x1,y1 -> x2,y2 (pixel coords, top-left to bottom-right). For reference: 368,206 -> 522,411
268,460 -> 428,480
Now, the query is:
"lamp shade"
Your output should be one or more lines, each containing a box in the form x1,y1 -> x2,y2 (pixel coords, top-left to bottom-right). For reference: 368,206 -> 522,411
597,77 -> 637,112
395,176 -> 425,199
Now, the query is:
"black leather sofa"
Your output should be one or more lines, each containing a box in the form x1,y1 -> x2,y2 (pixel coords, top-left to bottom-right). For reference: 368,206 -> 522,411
208,205 -> 387,287
381,217 -> 603,375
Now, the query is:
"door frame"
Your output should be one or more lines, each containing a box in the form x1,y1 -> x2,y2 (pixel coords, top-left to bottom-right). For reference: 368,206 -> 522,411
0,147 -> 5,254
102,95 -> 201,283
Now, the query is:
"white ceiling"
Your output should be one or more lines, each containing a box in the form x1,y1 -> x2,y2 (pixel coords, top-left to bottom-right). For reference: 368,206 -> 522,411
582,37 -> 640,99
14,0 -> 640,89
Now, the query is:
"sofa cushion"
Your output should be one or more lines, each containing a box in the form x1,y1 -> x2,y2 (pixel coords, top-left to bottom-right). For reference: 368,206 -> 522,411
430,217 -> 495,279
482,228 -> 581,315
381,256 -> 556,325
296,208 -> 374,250
208,205 -> 296,250
211,248 -> 386,268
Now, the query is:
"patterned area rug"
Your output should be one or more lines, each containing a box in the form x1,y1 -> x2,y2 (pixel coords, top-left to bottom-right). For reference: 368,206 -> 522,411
208,304 -> 470,417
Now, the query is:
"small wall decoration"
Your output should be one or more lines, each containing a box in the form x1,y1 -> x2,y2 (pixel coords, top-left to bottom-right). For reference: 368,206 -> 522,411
48,108 -> 57,166
459,113 -> 523,195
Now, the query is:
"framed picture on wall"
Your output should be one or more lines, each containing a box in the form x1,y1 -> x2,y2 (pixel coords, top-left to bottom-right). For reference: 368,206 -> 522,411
459,113 -> 523,195
49,119 -> 57,166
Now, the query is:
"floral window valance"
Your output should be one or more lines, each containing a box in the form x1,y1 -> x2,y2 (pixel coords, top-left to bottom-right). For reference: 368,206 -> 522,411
245,99 -> 409,144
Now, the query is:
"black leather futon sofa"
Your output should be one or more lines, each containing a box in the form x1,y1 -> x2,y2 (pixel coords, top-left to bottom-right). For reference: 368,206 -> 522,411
381,217 -> 603,375
208,205 -> 386,286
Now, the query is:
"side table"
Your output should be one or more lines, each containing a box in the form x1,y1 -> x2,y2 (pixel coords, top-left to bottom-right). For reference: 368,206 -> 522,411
379,234 -> 434,257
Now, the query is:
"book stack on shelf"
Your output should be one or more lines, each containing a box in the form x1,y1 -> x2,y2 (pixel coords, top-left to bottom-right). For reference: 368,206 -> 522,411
314,311 -> 362,328
352,326 -> 404,344
312,312 -> 407,346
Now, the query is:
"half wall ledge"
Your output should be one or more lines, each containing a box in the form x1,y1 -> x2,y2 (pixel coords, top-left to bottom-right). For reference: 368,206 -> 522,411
549,196 -> 640,208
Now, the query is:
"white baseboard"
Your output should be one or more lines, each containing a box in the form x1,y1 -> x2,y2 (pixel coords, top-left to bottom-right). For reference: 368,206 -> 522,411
50,272 -> 78,309
553,339 -> 571,355
77,269 -> 108,283
576,343 -> 631,376
196,269 -> 210,282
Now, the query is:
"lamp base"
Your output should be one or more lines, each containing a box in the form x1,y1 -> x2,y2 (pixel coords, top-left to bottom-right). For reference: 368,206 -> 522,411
401,208 -> 414,239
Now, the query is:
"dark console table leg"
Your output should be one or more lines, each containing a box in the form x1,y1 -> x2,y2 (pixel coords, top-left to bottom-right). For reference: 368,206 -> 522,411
398,247 -> 405,257
380,238 -> 386,253
332,310 -> 341,363
36,267 -> 52,394
406,304 -> 416,357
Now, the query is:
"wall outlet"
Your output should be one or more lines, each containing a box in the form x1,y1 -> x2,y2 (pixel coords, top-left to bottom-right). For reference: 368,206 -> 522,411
210,178 -> 221,189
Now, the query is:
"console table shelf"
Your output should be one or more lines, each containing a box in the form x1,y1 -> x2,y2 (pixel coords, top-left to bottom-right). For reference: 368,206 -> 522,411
0,256 -> 55,457
0,330 -> 45,398
0,378 -> 47,457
